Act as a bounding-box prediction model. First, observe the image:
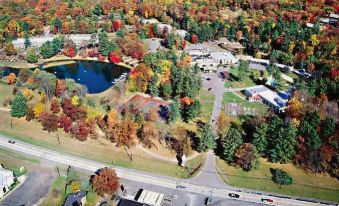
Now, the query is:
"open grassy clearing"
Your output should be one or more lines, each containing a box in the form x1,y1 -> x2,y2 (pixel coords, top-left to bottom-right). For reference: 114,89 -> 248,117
0,62 -> 37,69
0,148 -> 39,164
224,67 -> 256,88
197,89 -> 215,122
222,92 -> 267,113
0,111 -> 203,178
0,83 -> 14,106
216,157 -> 339,202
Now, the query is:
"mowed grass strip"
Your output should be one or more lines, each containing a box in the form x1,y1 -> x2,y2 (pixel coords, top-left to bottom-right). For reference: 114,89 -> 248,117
41,176 -> 67,206
0,148 -> 39,164
216,157 -> 339,202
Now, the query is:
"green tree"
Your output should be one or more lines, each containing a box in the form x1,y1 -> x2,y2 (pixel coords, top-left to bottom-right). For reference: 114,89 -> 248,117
160,83 -> 172,100
26,48 -> 38,63
66,166 -> 79,184
98,32 -> 116,56
222,127 -> 243,162
252,122 -> 268,156
181,99 -> 201,122
11,92 -> 27,117
268,123 -> 298,163
149,75 -> 159,97
24,33 -> 31,49
169,98 -> 180,123
321,116 -> 336,140
237,60 -> 249,81
40,41 -> 55,58
196,123 -> 216,152
301,121 -> 322,153
271,168 -> 293,187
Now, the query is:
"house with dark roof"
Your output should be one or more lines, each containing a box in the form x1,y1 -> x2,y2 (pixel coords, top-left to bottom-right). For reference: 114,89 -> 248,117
64,190 -> 87,206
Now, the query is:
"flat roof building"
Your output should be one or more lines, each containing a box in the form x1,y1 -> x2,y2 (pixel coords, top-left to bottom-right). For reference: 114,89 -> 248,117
210,51 -> 238,65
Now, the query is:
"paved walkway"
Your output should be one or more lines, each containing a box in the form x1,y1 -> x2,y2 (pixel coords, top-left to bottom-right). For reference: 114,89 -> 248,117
190,151 -> 231,189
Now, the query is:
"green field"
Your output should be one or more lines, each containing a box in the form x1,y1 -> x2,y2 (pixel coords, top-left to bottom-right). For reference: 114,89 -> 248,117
224,67 -> 256,88
197,89 -> 215,122
216,157 -> 339,202
0,148 -> 39,164
222,92 -> 267,114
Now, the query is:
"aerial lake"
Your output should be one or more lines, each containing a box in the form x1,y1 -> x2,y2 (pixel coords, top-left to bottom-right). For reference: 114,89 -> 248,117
3,61 -> 129,94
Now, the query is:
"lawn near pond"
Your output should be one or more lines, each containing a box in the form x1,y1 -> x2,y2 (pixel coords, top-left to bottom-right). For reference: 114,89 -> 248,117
216,157 -> 339,202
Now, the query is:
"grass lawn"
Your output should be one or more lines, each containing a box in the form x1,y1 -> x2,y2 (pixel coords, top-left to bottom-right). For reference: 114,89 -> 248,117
216,157 -> 339,202
42,176 -> 67,206
224,67 -> 256,88
0,62 -> 37,69
0,148 -> 39,164
222,92 -> 267,115
184,153 -> 206,178
0,83 -> 14,106
197,89 -> 215,122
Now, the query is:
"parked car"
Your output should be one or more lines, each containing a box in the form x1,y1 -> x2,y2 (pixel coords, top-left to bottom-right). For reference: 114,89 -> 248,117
229,193 -> 240,198
208,88 -> 212,91
205,197 -> 212,206
206,77 -> 211,81
261,198 -> 274,203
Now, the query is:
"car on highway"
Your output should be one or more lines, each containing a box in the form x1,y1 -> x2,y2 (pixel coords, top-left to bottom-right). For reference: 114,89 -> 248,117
206,77 -> 211,81
8,140 -> 15,144
208,88 -> 212,91
176,185 -> 186,189
228,193 -> 240,198
261,198 -> 274,203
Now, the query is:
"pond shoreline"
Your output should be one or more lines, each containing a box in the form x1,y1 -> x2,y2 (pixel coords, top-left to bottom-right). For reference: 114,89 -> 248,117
0,55 -> 132,70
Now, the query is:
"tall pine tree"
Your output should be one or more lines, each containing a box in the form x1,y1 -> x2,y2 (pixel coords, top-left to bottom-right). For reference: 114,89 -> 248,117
252,122 -> 268,156
222,127 -> 243,162
11,92 -> 27,117
196,123 -> 216,152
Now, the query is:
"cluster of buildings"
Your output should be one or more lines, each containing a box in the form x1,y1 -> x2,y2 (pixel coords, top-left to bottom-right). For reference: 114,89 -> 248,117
184,43 -> 239,72
244,85 -> 291,113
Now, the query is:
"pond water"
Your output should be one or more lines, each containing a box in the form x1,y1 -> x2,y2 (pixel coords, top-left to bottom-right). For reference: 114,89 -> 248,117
3,61 -> 129,94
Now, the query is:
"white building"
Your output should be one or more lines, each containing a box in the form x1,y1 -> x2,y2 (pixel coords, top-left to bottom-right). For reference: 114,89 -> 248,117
174,29 -> 188,38
136,189 -> 164,206
12,34 -> 93,49
141,18 -> 159,25
0,165 -> 14,198
210,51 -> 238,65
157,23 -> 173,35
244,85 -> 287,113
194,58 -> 219,73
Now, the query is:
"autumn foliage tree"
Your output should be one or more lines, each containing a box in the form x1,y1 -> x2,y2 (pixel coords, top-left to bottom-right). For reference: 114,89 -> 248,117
50,97 -> 61,113
70,120 -> 90,141
235,143 -> 258,171
55,80 -> 66,97
112,116 -> 138,148
41,112 -> 59,132
139,122 -> 159,148
109,51 -> 121,63
59,114 -> 72,133
92,167 -> 120,197
7,73 -> 16,84
64,47 -> 76,58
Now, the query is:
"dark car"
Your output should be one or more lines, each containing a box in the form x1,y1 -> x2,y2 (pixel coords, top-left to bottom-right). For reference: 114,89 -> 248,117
229,193 -> 240,198
176,185 -> 186,189
8,140 -> 15,144
206,77 -> 211,81
261,198 -> 274,203
208,88 -> 212,91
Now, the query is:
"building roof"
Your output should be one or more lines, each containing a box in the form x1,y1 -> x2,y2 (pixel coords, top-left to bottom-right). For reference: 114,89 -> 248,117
141,18 -> 159,24
64,190 -> 87,206
245,85 -> 270,96
210,52 -> 237,62
174,30 -> 188,38
0,166 -> 14,187
258,90 -> 287,109
135,189 -> 164,206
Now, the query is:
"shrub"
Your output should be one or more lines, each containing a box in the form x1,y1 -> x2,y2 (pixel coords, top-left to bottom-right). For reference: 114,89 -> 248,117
270,168 -> 293,187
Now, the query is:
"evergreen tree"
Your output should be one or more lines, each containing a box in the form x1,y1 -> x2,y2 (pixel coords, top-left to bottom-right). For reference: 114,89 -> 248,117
98,32 -> 111,56
24,33 -> 31,49
222,127 -> 243,162
182,100 -> 201,122
26,48 -> 38,63
196,123 -> 216,152
160,83 -> 172,100
252,122 -> 268,156
268,123 -> 297,163
271,168 -> 293,187
169,98 -> 180,123
321,116 -> 336,140
40,41 -> 56,58
11,92 -> 27,117
301,121 -> 322,153
149,75 -> 159,97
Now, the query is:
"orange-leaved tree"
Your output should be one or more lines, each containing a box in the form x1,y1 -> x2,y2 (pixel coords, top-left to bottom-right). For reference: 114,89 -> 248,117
92,167 -> 120,197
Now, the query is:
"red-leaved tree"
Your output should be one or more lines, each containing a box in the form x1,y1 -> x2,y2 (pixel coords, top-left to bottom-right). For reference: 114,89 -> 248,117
41,112 -> 60,133
92,167 -> 120,197
191,34 -> 198,44
70,120 -> 90,141
50,97 -> 61,113
59,114 -> 72,133
109,52 -> 121,64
